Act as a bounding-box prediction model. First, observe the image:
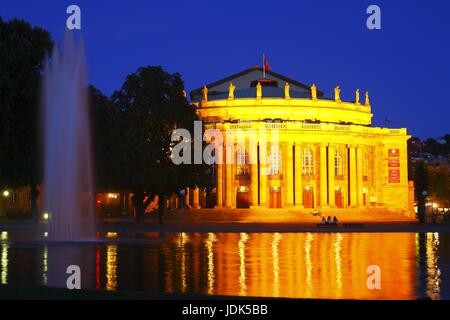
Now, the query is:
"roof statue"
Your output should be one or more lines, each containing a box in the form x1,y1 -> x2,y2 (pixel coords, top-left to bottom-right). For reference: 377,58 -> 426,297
334,86 -> 341,102
365,91 -> 370,106
256,82 -> 262,99
311,84 -> 317,101
228,82 -> 235,100
355,89 -> 360,105
284,82 -> 290,99
182,90 -> 187,98
202,85 -> 208,101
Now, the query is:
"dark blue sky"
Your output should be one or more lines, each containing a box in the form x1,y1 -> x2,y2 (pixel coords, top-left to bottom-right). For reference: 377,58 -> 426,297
1,0 -> 449,139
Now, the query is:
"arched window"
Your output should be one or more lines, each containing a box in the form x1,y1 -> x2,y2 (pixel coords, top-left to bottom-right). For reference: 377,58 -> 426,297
362,151 -> 368,178
236,147 -> 249,175
269,147 -> 281,175
334,149 -> 343,176
302,148 -> 314,175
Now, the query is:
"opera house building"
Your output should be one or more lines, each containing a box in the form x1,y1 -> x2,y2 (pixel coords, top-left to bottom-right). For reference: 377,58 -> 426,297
189,66 -> 414,216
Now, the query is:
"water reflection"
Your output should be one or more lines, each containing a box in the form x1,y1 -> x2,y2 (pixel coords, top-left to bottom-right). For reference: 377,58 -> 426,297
1,242 -> 8,285
0,232 -> 448,299
271,233 -> 281,297
205,232 -> 217,295
42,245 -> 48,285
106,244 -> 118,291
427,233 -> 442,299
238,233 -> 248,296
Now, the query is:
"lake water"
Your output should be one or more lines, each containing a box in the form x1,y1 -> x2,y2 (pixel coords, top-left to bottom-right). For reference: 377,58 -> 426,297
0,231 -> 448,299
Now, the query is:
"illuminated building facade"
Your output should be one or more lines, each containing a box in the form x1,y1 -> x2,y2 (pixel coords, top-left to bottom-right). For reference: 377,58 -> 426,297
190,66 -> 414,215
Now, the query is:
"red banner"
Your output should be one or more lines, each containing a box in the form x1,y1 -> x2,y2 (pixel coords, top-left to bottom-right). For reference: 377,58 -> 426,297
389,169 -> 400,183
388,149 -> 399,157
388,160 -> 400,167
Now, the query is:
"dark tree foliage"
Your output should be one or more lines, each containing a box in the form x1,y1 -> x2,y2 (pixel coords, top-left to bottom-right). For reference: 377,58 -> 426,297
91,67 -> 211,223
0,18 -> 53,220
414,161 -> 428,223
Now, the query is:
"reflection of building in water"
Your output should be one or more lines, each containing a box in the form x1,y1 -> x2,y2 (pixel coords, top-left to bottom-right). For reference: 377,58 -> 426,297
42,245 -> 48,285
154,232 -> 418,299
205,232 -> 217,295
416,232 -> 442,299
238,233 -> 249,296
1,242 -> 8,285
106,244 -> 118,291
426,233 -> 441,299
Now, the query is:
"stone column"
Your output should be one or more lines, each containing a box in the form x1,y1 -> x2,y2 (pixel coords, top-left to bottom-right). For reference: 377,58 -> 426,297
250,136 -> 259,206
328,144 -> 335,207
259,142 -> 268,207
349,145 -> 357,207
285,142 -> 294,206
215,144 -> 223,208
320,143 -> 328,207
373,144 -> 382,206
225,158 -> 233,208
192,188 -> 200,209
185,188 -> 190,208
356,145 -> 364,207
294,142 -> 303,207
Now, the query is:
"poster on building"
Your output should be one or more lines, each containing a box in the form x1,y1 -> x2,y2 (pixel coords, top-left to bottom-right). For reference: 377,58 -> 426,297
388,149 -> 399,157
388,149 -> 400,183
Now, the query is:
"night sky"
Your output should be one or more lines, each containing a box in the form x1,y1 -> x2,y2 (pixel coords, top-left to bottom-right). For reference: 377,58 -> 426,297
1,0 -> 449,139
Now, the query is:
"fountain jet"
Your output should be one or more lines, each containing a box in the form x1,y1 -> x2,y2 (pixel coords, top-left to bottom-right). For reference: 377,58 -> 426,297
42,31 -> 94,241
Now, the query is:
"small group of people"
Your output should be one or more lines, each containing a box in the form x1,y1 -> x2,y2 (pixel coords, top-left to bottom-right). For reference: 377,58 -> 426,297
322,215 -> 339,225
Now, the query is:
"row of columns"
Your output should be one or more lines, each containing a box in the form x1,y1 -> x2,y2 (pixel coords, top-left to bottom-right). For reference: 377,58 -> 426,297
215,142 -> 369,208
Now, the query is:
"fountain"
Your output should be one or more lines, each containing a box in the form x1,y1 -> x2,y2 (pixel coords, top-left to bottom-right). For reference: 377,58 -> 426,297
42,31 -> 94,241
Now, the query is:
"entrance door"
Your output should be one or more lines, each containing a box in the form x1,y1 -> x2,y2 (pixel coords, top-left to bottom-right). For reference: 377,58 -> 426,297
303,187 -> 314,208
335,188 -> 343,208
269,187 -> 282,208
206,192 -> 216,208
363,193 -> 366,206
237,192 -> 250,208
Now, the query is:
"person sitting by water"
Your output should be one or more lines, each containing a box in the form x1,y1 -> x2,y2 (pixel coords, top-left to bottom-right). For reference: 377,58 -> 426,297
327,216 -> 332,224
322,217 -> 326,224
333,216 -> 339,225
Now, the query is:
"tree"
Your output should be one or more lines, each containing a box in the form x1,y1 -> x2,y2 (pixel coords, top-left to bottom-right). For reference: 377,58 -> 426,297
107,66 -> 210,223
89,85 -> 120,191
427,166 -> 450,200
0,18 -> 53,220
414,161 -> 428,223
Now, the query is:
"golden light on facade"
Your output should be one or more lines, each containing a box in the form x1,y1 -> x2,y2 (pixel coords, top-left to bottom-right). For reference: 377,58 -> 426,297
2,190 -> 9,197
107,193 -> 119,199
193,66 -> 412,215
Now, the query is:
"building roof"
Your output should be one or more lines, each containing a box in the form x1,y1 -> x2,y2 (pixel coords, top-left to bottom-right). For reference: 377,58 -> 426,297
190,66 -> 324,100
206,87 -> 312,101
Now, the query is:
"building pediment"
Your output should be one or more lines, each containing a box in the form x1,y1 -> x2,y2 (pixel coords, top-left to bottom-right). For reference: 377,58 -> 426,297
190,66 -> 323,101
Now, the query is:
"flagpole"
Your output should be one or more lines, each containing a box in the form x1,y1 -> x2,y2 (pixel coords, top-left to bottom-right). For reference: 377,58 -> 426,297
263,52 -> 265,78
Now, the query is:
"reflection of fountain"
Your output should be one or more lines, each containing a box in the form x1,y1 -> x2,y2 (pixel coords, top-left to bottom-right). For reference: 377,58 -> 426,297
43,31 -> 94,240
